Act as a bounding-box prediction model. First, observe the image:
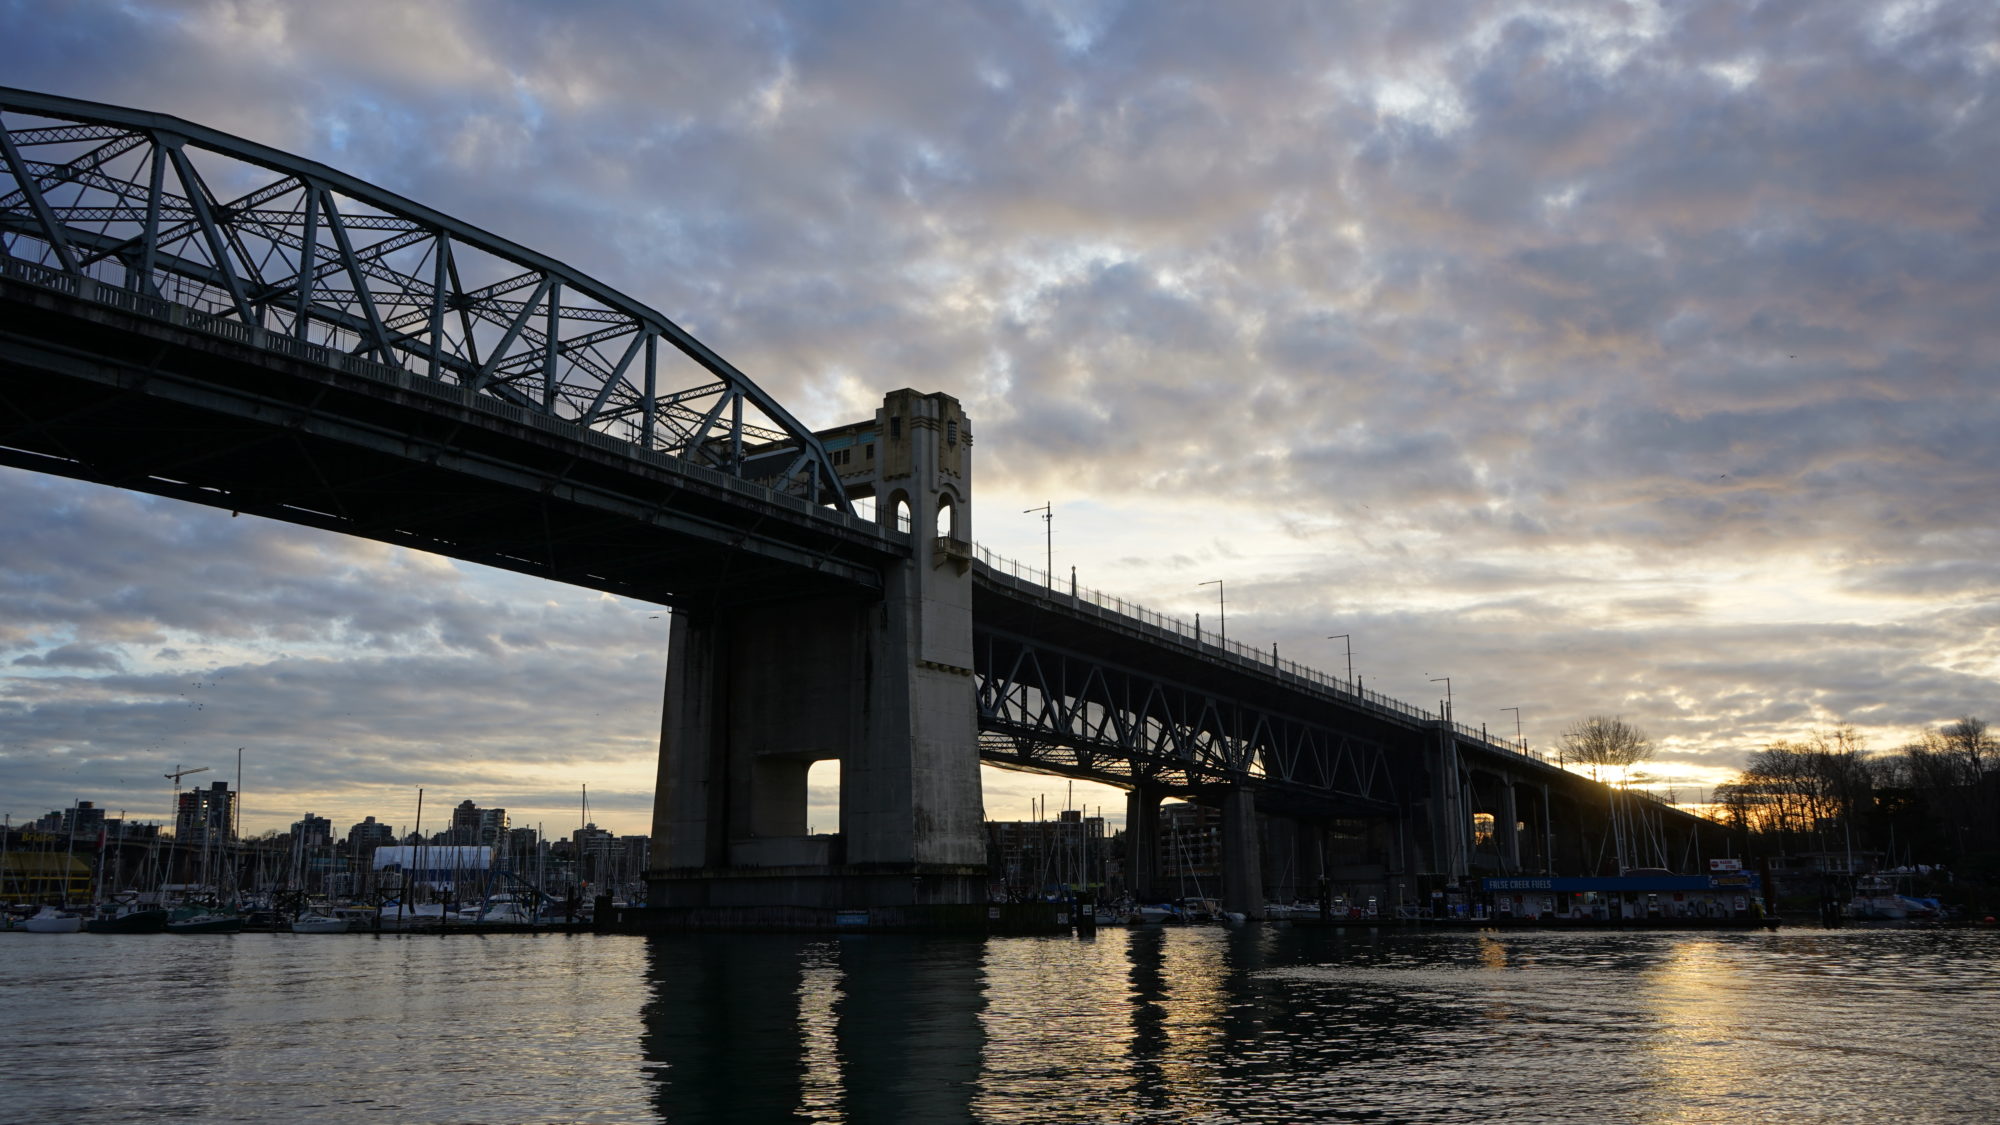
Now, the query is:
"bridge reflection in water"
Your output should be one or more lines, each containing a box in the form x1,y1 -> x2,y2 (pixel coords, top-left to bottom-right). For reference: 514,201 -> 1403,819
636,926 -> 2000,1123
0,926 -> 1990,1121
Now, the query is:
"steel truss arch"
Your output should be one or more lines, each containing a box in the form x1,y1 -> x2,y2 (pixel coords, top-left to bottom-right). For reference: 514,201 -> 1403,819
0,87 -> 847,508
975,626 -> 1396,809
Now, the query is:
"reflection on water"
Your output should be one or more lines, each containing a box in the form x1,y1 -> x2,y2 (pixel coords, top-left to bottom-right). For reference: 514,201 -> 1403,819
2,926 -> 1997,1122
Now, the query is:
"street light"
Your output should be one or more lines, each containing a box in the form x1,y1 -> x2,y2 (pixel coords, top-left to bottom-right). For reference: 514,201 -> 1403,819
1430,676 -> 1452,723
1199,580 -> 1225,645
1327,634 -> 1352,684
1501,707 -> 1522,751
1024,502 -> 1052,585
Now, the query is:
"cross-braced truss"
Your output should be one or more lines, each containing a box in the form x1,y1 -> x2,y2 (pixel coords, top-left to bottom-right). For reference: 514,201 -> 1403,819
0,87 -> 845,507
976,629 -> 1396,808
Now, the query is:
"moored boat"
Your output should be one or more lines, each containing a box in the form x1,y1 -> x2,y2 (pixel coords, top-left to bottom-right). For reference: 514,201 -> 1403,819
166,908 -> 243,934
289,912 -> 350,934
22,906 -> 85,933
86,906 -> 169,933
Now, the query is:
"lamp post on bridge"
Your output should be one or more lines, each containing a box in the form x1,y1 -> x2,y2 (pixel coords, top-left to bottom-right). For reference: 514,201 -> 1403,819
1199,580 -> 1225,646
1327,634 -> 1352,684
1430,676 -> 1452,724
1501,706 -> 1522,751
1024,502 -> 1052,586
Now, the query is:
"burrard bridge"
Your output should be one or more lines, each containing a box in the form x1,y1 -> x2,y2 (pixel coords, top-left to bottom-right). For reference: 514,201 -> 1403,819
0,89 -> 1715,925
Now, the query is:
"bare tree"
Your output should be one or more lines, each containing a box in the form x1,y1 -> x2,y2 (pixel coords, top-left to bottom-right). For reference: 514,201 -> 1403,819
1558,715 -> 1654,780
1939,716 -> 1995,782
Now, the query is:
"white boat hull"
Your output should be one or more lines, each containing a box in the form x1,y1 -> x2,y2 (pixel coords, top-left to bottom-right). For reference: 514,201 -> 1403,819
22,911 -> 84,933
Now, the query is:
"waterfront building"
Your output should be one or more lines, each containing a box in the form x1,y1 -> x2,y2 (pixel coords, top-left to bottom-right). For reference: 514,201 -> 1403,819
0,847 -> 91,903
987,810 -> 1106,896
371,844 -> 494,898
1158,801 -> 1222,892
1478,872 -> 1766,921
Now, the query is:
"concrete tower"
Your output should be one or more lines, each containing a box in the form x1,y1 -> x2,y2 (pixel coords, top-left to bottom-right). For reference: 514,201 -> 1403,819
646,390 -> 987,926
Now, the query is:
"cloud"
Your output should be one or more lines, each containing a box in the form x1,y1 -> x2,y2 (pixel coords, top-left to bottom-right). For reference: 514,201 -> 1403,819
12,643 -> 123,670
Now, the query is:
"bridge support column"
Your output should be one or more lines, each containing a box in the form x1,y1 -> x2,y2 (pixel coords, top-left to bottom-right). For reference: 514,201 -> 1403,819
1125,786 -> 1163,901
1220,787 -> 1263,920
1260,816 -> 1300,904
643,391 -> 988,927
1543,784 -> 1556,874
1428,730 -> 1469,883
1300,820 -> 1327,907
1498,778 -> 1521,873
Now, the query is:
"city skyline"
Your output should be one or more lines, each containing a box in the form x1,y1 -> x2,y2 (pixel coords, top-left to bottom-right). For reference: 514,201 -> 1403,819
6,1 -> 2000,836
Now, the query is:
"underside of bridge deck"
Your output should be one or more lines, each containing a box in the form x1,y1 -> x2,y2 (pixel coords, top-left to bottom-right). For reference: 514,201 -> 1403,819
0,280 -> 901,609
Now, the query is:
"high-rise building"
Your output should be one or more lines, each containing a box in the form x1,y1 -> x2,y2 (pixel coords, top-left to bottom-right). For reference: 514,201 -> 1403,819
346,815 -> 396,852
449,800 -> 483,845
175,781 -> 236,845
291,812 -> 334,848
573,823 -> 616,884
477,807 -> 509,846
33,801 -> 109,839
448,800 -> 510,846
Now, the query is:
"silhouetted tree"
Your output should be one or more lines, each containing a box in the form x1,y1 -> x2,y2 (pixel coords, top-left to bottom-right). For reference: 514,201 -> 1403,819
1557,715 -> 1653,780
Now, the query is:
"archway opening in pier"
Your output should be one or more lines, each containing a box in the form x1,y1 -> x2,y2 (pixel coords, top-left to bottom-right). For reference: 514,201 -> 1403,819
806,759 -> 841,837
1473,811 -> 1496,849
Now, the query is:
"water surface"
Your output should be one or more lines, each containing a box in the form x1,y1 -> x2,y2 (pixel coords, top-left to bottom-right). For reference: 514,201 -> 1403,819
3,925 -> 1994,1122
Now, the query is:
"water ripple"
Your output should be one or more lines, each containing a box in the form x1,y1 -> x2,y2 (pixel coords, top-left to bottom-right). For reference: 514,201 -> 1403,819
2,926 -> 1996,1122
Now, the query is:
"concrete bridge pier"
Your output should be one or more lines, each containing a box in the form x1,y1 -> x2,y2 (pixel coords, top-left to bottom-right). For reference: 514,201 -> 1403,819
1259,815 -> 1302,905
1125,785 -> 1164,901
1542,784 -> 1557,874
1496,776 -> 1521,872
644,391 -> 989,927
1428,731 -> 1470,884
1220,787 -> 1263,919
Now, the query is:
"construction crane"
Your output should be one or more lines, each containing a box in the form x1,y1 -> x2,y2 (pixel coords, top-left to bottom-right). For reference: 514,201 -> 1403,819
165,765 -> 210,787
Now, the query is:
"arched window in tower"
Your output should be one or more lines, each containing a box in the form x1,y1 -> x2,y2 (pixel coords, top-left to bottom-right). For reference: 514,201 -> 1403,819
936,496 -> 956,539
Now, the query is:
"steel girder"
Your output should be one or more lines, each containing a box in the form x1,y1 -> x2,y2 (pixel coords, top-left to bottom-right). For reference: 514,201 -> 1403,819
0,87 -> 847,509
975,627 -> 1396,811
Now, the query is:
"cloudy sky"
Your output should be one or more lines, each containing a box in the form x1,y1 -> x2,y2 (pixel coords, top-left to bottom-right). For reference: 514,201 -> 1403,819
5,0 -> 1998,839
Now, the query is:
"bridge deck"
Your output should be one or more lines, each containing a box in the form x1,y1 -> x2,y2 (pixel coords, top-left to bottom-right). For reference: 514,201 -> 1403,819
1,267 -> 905,608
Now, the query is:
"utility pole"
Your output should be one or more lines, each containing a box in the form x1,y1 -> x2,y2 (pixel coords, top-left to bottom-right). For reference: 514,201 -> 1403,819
1024,502 -> 1052,584
1328,634 -> 1352,684
1199,580 -> 1225,645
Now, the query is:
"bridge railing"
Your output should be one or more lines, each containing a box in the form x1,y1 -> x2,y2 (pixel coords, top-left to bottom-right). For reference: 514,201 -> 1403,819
973,545 -> 1575,774
977,546 -> 1432,719
0,254 -> 905,552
